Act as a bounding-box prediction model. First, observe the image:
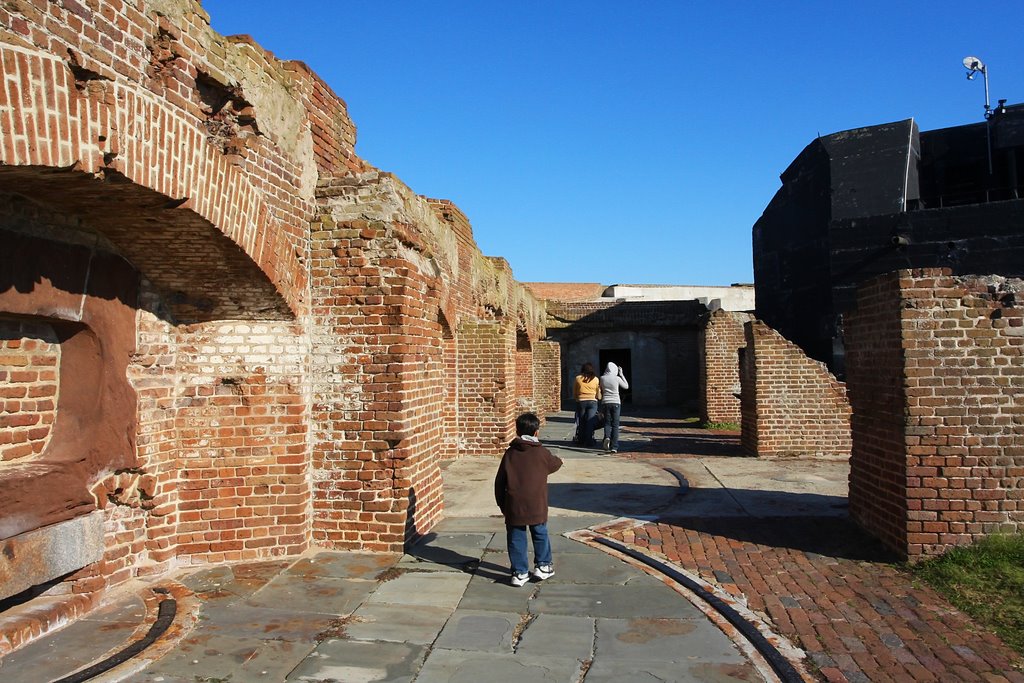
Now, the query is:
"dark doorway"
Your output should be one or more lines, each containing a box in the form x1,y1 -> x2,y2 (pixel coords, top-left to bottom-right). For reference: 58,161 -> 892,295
598,348 -> 632,404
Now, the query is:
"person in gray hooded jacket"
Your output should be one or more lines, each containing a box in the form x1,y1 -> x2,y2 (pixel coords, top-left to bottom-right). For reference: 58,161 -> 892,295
599,362 -> 629,452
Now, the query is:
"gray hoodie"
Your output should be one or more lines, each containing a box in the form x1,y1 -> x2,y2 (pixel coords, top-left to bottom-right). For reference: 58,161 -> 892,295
599,362 -> 629,404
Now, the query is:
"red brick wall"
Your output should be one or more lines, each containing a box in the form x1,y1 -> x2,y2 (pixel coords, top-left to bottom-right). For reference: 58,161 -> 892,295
533,340 -> 562,415
0,319 -> 59,462
843,271 -> 908,556
515,333 -> 535,414
699,309 -> 750,424
0,0 -> 552,651
523,282 -> 605,301
171,323 -> 309,563
439,333 -> 460,460
740,320 -> 851,457
846,269 -> 1024,559
307,214 -> 446,551
459,321 -> 517,456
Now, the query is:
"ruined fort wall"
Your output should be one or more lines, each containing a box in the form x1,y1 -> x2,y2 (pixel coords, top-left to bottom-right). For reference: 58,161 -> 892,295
699,309 -> 751,425
846,269 -> 1024,559
0,0 -> 554,649
740,320 -> 851,458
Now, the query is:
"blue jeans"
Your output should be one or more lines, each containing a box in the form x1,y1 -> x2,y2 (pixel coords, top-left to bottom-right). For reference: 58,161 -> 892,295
603,402 -> 622,449
576,400 -> 599,446
506,523 -> 552,575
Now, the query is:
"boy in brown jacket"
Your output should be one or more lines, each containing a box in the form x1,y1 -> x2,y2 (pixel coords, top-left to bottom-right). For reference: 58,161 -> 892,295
494,412 -> 564,586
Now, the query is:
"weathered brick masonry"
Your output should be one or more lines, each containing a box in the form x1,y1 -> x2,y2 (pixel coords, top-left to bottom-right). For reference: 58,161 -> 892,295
739,320 -> 852,457
845,269 -> 1024,559
698,308 -> 750,425
0,0 -> 554,652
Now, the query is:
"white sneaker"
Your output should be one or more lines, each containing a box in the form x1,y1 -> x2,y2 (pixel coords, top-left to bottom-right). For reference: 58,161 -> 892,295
602,437 -> 610,451
511,572 -> 530,587
531,564 -> 555,581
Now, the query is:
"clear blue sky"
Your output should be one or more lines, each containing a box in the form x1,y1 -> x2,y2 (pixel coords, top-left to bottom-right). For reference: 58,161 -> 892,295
203,1 -> 1023,286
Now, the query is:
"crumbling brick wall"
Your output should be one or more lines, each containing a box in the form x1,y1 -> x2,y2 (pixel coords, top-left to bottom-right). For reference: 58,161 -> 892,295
457,321 -> 517,456
845,268 -> 1024,559
533,340 -> 562,415
740,320 -> 852,457
0,0 -> 558,652
699,309 -> 751,424
515,332 -> 535,414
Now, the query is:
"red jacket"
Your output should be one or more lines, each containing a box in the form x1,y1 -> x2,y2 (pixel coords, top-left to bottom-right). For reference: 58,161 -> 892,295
494,437 -> 563,526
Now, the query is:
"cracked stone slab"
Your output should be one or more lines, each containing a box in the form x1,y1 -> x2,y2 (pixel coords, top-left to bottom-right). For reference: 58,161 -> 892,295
176,559 -> 293,602
345,603 -> 454,645
284,551 -> 400,581
364,571 -> 471,608
0,605 -> 142,683
414,650 -> 583,683
398,532 -> 494,572
595,617 -> 748,664
515,614 -> 595,659
537,548 -> 643,584
188,602 -> 341,641
244,573 -> 377,615
284,639 -> 426,683
583,659 -> 765,682
136,633 -> 316,682
433,609 -> 520,653
531,583 -> 702,619
457,573 -> 539,612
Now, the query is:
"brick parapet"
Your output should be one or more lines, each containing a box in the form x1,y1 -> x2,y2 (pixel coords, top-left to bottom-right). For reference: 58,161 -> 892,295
523,282 -> 606,302
846,268 -> 1024,559
740,320 -> 852,458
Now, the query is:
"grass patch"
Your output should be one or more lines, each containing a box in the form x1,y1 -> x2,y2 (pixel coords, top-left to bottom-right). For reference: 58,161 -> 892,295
700,420 -> 739,431
911,533 -> 1024,656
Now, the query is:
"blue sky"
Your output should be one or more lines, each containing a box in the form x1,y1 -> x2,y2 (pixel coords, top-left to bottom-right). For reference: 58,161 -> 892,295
203,1 -> 1024,286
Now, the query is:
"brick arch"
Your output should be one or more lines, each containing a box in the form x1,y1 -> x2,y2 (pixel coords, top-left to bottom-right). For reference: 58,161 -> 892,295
0,45 -> 303,321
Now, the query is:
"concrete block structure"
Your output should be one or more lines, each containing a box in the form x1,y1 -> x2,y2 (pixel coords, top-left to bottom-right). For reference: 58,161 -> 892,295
0,0 -> 557,651
529,282 -> 754,411
754,112 -> 1024,372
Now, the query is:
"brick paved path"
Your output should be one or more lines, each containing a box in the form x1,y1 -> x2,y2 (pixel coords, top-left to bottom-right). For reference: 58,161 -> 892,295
607,413 -> 1024,683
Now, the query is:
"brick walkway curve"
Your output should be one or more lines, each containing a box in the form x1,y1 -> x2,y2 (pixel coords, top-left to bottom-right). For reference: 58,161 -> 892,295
607,413 -> 1024,683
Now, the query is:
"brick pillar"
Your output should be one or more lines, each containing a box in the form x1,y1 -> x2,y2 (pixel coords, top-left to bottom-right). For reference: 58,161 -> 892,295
533,340 -> 562,416
439,332 -> 461,460
309,217 -> 445,551
458,320 -> 516,455
514,332 -> 535,414
699,309 -> 751,424
739,320 -> 851,458
845,268 -> 1024,560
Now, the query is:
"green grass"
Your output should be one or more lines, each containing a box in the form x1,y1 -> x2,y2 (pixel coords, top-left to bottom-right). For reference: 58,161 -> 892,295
700,420 -> 740,431
911,533 -> 1024,656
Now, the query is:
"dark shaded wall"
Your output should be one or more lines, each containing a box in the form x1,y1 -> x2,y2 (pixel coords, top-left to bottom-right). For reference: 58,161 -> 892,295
544,300 -> 704,409
754,108 -> 1024,370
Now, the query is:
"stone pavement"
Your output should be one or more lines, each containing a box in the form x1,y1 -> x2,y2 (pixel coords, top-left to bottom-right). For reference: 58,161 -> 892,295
1,409 -> 1021,682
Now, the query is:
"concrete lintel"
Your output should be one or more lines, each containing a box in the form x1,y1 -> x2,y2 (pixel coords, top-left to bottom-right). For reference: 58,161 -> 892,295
0,510 -> 105,601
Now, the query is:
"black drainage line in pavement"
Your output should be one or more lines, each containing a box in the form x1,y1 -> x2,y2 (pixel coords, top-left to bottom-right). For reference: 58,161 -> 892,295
52,594 -> 177,683
593,536 -> 805,683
